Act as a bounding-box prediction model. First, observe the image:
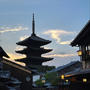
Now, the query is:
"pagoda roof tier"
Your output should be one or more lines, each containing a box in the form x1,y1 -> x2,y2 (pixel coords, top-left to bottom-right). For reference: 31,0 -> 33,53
16,34 -> 51,46
15,56 -> 53,65
0,47 -> 10,58
15,47 -> 52,54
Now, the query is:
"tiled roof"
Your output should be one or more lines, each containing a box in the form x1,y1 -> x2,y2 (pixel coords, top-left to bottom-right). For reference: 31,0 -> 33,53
71,20 -> 90,46
0,47 -> 9,58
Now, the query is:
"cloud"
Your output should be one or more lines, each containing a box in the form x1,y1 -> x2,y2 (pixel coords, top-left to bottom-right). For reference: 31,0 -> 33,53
43,53 -> 77,58
7,52 -> 26,66
43,53 -> 78,67
43,55 -> 79,67
15,46 -> 26,51
0,25 -> 28,33
20,35 -> 29,41
6,52 -> 78,67
60,40 -> 72,45
7,53 -> 26,60
43,29 -> 74,45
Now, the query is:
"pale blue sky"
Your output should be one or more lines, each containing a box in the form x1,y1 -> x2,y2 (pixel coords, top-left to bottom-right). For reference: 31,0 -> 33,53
0,0 -> 90,67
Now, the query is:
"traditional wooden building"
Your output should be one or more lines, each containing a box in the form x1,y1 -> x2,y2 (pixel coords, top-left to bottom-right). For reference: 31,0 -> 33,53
0,47 -> 21,90
61,20 -> 90,90
49,61 -> 81,75
0,46 -> 10,70
15,14 -> 53,67
71,20 -> 90,69
0,46 -> 32,90
2,59 -> 32,90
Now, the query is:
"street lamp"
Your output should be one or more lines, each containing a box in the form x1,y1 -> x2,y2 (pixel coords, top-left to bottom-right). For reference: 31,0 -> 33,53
41,77 -> 46,90
42,76 -> 46,84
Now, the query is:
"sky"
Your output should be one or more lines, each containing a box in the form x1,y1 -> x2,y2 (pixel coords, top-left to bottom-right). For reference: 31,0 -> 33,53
0,0 -> 90,67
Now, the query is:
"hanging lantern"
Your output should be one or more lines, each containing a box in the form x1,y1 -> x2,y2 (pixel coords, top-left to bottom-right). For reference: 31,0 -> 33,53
83,78 -> 87,83
77,50 -> 82,56
61,75 -> 64,80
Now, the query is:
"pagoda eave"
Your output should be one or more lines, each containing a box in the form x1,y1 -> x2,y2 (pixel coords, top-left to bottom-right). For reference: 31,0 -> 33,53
15,57 -> 53,61
16,35 -> 51,46
15,48 -> 52,54
15,57 -> 53,64
16,41 -> 51,46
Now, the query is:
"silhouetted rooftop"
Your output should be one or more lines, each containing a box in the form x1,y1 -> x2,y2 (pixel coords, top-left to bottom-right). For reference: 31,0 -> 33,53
0,47 -> 9,58
71,20 -> 90,46
15,56 -> 53,65
17,34 -> 51,46
16,47 -> 52,54
49,61 -> 81,72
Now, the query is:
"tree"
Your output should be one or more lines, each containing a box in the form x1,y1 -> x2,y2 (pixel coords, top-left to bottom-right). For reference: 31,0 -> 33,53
45,72 -> 60,86
35,79 -> 44,87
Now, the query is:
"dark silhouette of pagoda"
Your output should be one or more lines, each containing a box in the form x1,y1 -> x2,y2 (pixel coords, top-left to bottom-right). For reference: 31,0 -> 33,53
15,14 -> 53,66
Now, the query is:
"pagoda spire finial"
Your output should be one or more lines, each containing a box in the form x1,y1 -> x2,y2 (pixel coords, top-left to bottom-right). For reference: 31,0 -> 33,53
32,13 -> 35,35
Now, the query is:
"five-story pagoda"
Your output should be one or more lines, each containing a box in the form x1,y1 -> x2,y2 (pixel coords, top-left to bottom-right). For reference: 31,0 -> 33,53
15,14 -> 53,67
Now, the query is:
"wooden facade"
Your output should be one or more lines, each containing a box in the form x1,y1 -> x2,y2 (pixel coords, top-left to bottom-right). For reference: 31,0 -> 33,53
2,59 -> 32,90
71,20 -> 90,69
60,20 -> 90,89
